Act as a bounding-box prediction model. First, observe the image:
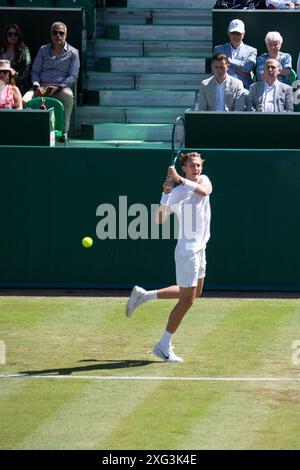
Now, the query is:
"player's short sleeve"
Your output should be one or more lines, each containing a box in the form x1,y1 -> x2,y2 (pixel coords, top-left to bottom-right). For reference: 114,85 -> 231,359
200,174 -> 212,194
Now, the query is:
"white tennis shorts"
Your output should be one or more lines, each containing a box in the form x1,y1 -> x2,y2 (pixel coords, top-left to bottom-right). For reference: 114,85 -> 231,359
175,246 -> 206,288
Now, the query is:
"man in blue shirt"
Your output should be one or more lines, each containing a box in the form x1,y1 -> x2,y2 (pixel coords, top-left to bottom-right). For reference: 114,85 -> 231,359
214,19 -> 257,90
23,22 -> 80,141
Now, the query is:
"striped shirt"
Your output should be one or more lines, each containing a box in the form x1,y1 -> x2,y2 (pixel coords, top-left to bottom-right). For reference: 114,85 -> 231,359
31,42 -> 80,89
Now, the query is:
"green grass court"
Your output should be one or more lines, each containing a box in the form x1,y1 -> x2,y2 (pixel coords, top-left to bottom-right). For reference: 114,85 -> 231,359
1,295 -> 300,450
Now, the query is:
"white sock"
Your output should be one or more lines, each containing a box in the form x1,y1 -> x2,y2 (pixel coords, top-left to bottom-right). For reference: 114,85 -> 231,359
143,289 -> 157,302
159,330 -> 173,351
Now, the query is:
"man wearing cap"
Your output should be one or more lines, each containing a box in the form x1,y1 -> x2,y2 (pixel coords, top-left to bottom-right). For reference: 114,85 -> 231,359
214,19 -> 257,90
246,58 -> 293,112
197,53 -> 246,111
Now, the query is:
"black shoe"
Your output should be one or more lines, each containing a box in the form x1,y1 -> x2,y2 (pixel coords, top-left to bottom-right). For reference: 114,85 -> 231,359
58,133 -> 67,143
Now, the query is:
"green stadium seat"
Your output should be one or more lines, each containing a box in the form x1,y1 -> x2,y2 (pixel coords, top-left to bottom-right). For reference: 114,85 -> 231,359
0,0 -> 10,6
24,97 -> 64,139
56,0 -> 94,35
290,69 -> 297,86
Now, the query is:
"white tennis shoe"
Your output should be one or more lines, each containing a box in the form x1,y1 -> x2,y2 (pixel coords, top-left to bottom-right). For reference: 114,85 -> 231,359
126,285 -> 146,317
153,342 -> 183,363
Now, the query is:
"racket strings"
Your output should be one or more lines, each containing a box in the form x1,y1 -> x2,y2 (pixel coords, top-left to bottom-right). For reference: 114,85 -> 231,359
172,120 -> 185,156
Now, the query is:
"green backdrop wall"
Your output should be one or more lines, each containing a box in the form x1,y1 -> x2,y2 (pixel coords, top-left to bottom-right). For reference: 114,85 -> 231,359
185,112 -> 300,149
1,146 -> 300,291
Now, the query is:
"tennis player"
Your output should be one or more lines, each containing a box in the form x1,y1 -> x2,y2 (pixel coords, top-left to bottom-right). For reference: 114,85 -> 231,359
126,152 -> 212,363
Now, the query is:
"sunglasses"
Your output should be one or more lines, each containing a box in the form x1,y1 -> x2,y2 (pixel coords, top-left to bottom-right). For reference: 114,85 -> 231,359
52,30 -> 65,36
7,31 -> 18,37
0,70 -> 9,75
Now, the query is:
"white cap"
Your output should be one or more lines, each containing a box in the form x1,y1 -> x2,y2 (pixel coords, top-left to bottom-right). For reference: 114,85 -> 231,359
228,19 -> 245,34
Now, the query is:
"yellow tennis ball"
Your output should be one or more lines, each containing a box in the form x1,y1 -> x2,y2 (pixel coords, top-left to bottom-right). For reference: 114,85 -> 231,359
82,236 -> 93,248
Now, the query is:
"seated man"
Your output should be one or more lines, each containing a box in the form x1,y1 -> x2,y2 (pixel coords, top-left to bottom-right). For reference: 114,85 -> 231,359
23,22 -> 80,141
246,58 -> 293,112
197,53 -> 246,112
214,19 -> 257,90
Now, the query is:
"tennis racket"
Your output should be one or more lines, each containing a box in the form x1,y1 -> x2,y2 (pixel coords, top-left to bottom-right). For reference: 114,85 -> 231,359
166,116 -> 185,187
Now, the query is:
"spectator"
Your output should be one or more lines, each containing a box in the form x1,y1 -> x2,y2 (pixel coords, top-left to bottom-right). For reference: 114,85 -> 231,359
0,59 -> 23,109
23,22 -> 80,142
296,51 -> 300,80
197,53 -> 246,111
266,0 -> 298,7
0,23 -> 31,95
246,58 -> 293,111
256,32 -> 292,85
214,1 -> 266,7
214,19 -> 257,90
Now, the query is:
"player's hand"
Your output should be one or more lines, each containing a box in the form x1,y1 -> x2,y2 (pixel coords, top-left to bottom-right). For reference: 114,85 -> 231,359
167,166 -> 181,184
46,85 -> 61,96
163,178 -> 173,194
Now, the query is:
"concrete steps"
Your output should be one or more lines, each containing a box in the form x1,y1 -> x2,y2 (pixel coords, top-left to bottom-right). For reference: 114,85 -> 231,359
77,106 -> 188,126
97,57 -> 206,74
68,139 -> 171,149
104,0 -> 215,8
90,39 -> 212,58
97,8 -> 212,26
81,122 -> 173,141
80,0 -> 213,144
125,0 -> 215,8
107,24 -> 212,41
94,89 -> 195,106
87,72 -> 208,90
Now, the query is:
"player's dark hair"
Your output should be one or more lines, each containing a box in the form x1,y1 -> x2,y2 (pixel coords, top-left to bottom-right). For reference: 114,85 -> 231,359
213,53 -> 229,64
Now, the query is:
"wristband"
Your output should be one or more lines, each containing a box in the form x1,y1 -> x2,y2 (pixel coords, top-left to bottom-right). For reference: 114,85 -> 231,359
160,192 -> 171,205
183,179 -> 198,191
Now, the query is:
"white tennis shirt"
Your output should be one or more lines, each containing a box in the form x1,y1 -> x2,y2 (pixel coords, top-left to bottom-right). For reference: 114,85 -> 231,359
165,174 -> 212,252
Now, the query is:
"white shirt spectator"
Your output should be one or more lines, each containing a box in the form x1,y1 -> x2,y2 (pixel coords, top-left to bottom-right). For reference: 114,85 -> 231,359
296,52 -> 300,79
215,79 -> 226,111
266,0 -> 296,8
262,81 -> 276,112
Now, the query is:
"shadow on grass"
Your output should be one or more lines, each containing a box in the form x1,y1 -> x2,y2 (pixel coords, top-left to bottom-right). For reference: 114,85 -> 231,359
19,359 -> 157,376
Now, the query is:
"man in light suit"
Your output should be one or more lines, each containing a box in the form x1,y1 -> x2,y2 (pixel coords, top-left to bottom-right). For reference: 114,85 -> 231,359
197,53 -> 246,112
214,19 -> 257,90
246,58 -> 294,112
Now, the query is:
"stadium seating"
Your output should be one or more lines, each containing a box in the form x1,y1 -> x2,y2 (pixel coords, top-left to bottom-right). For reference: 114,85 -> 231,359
24,97 -> 65,139
56,0 -> 95,36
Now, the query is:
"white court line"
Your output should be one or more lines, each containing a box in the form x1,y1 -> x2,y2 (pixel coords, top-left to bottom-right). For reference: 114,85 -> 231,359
0,374 -> 300,382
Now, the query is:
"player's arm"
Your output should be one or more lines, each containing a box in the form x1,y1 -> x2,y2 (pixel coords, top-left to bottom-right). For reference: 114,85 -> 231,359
168,167 -> 212,196
155,179 -> 173,225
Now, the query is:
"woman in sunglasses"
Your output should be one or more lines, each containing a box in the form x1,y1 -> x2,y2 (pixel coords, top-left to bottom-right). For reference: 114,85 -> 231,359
0,59 -> 23,109
0,23 -> 31,94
